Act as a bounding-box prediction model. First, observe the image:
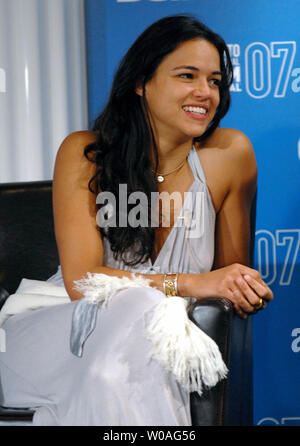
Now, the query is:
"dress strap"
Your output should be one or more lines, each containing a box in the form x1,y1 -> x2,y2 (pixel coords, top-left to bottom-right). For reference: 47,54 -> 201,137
188,145 -> 207,185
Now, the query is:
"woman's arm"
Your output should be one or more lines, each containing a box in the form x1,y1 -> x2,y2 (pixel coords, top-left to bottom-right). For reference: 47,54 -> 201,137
179,130 -> 273,317
53,131 -> 164,301
212,130 -> 257,268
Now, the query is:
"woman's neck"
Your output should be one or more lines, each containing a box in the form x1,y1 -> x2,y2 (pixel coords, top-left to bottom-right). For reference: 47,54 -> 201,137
151,138 -> 194,172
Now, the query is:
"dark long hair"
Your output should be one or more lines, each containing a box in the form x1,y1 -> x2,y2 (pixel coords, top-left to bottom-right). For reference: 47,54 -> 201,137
84,14 -> 233,266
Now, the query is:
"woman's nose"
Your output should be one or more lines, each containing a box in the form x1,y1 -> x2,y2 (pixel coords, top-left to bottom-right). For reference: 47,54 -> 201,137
192,79 -> 211,98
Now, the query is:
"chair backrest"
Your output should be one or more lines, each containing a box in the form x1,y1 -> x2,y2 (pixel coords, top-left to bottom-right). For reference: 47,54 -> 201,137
0,180 -> 59,295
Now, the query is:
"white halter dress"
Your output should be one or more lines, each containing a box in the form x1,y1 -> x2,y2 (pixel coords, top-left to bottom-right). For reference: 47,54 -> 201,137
0,146 -> 216,426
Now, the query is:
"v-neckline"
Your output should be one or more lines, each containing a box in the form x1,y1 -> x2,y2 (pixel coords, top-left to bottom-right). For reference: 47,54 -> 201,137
150,147 -> 197,267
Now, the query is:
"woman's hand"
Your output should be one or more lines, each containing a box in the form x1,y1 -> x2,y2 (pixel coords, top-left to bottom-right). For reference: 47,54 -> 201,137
181,263 -> 274,318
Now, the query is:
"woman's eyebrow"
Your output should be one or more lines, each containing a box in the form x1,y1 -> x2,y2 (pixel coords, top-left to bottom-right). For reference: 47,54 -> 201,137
171,65 -> 222,76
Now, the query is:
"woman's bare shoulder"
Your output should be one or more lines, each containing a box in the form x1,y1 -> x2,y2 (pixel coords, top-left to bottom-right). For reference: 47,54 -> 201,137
54,130 -> 98,174
53,130 -> 98,189
204,127 -> 256,170
63,129 -> 98,144
56,130 -> 97,159
217,128 -> 257,186
203,127 -> 253,151
197,127 -> 257,204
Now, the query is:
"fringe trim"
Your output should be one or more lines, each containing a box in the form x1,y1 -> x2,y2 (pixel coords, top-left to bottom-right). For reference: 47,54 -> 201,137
72,273 -> 228,395
73,272 -> 152,307
146,296 -> 228,396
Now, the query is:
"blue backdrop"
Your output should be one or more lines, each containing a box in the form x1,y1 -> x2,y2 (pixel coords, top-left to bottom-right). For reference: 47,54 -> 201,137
84,0 -> 300,426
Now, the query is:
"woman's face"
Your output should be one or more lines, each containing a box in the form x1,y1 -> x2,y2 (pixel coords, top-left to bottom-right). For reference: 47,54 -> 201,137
139,38 -> 222,146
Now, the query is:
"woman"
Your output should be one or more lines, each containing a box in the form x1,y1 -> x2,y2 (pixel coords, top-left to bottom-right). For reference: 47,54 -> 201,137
0,15 -> 273,426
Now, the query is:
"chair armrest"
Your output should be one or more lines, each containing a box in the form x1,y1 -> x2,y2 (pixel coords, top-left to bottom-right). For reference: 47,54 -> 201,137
188,297 -> 234,426
188,297 -> 253,426
0,286 -> 10,311
188,297 -> 233,353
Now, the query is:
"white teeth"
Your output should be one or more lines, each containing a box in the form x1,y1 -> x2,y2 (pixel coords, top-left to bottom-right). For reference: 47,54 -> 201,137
183,106 -> 207,114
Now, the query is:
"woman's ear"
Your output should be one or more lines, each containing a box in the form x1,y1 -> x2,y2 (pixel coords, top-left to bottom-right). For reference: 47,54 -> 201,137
135,78 -> 144,97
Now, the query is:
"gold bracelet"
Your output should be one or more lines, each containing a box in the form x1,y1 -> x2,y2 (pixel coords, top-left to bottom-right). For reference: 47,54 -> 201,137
163,273 -> 178,297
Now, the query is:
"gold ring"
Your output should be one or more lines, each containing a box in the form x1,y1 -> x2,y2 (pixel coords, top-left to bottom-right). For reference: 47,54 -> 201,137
254,298 -> 264,311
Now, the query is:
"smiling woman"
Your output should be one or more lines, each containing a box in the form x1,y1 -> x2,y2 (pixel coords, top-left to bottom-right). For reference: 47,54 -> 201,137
0,15 -> 273,426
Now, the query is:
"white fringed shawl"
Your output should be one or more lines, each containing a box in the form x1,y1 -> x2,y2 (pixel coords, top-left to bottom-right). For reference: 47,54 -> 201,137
72,272 -> 228,396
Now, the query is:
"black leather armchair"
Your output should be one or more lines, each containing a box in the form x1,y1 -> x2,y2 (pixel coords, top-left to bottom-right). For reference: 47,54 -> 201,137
0,180 -> 255,426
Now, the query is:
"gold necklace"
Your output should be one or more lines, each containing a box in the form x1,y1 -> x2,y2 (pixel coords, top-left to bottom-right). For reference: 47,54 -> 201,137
152,157 -> 187,183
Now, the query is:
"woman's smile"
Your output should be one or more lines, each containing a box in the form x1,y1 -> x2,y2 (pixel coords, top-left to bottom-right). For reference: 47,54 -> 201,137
182,104 -> 209,121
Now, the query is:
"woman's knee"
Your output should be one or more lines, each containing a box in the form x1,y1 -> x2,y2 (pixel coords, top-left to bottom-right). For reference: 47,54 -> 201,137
82,355 -> 128,393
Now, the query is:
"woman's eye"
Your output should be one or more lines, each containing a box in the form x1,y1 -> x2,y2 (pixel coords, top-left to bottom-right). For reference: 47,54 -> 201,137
210,78 -> 222,86
179,73 -> 193,79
